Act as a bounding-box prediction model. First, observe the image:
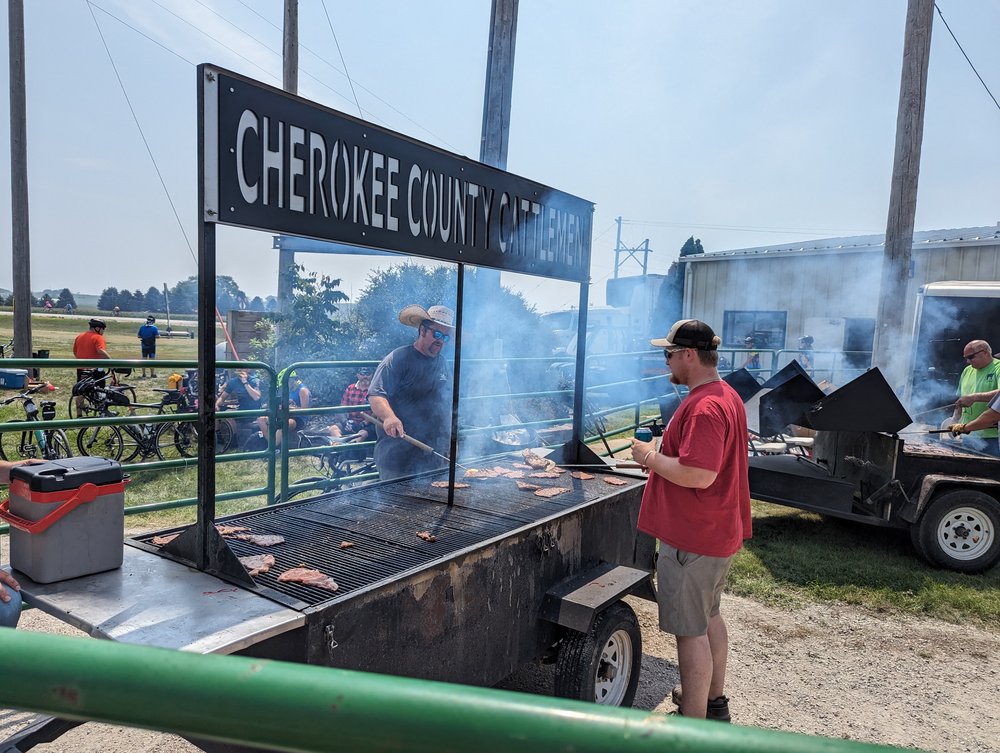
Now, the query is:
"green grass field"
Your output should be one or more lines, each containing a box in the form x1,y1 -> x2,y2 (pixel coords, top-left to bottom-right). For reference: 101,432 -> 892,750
3,313 -> 998,628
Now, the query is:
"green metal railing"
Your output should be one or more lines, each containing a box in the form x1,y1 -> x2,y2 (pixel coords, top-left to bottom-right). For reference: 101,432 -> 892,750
2,353 -> 661,528
0,358 -> 277,531
0,629 -> 919,753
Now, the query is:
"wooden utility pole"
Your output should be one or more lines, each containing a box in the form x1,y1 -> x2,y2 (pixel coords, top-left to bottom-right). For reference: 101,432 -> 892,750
872,0 -> 934,381
465,0 -> 518,426
480,0 -> 518,171
276,0 -> 298,314
8,0 -> 32,357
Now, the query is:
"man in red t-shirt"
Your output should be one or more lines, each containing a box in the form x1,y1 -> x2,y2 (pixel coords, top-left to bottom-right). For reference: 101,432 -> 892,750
631,319 -> 751,722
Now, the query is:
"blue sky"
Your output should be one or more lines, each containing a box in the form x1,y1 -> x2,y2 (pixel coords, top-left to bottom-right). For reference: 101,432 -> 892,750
1,0 -> 998,312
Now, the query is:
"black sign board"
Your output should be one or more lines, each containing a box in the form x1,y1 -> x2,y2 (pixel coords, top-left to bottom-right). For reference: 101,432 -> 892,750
200,65 -> 594,282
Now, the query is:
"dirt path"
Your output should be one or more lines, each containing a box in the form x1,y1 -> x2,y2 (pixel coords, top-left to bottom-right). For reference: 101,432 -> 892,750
3,592 -> 997,753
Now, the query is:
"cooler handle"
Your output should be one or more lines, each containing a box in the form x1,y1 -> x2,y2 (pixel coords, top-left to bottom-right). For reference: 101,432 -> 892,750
0,482 -> 99,534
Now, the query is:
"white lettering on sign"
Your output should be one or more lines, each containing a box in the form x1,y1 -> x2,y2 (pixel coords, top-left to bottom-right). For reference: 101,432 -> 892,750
230,107 -> 588,272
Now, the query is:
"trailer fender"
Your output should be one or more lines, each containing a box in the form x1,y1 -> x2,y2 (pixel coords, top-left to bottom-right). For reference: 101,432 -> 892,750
539,562 -> 652,634
910,474 -> 1000,522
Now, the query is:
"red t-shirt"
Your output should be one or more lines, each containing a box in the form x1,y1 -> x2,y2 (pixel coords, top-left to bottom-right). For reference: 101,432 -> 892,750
637,380 -> 752,557
73,330 -> 107,359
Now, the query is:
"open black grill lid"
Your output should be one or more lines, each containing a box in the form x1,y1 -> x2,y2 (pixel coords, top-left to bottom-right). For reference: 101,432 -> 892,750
755,366 -> 912,436
804,367 -> 912,433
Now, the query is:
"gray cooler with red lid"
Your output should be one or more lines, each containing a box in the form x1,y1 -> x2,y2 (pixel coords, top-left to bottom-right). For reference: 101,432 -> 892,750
1,457 -> 125,583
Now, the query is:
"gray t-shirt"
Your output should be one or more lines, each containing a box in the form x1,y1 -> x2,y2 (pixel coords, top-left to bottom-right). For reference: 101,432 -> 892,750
368,345 -> 453,479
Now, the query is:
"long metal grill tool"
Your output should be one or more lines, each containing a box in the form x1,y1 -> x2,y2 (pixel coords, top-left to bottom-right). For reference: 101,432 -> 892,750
361,412 -> 472,471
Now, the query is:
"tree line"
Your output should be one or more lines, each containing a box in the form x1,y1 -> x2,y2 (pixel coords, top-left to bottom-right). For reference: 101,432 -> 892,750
96,277 -> 276,315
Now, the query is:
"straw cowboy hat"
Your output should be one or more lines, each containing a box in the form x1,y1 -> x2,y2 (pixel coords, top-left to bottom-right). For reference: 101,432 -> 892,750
398,304 -> 455,331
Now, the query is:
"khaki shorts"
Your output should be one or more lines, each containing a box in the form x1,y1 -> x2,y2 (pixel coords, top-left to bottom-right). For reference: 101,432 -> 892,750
656,542 -> 733,637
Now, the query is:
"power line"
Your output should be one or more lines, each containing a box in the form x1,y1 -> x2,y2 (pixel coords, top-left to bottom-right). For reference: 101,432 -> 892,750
89,1 -> 196,67
321,0 -> 363,119
85,1 -> 196,266
230,0 -> 462,151
934,2 -> 1000,114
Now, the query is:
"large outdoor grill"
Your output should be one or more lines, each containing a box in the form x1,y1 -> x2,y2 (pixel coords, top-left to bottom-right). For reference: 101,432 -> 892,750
132,464 -> 653,687
743,363 -> 1000,573
136,469 -> 636,610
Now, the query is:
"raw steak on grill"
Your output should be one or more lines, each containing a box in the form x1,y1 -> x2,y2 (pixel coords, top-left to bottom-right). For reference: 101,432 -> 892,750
277,567 -> 339,592
239,554 -> 275,576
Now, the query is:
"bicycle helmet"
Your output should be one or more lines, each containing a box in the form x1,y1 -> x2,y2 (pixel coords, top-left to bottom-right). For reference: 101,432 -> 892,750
89,318 -> 106,330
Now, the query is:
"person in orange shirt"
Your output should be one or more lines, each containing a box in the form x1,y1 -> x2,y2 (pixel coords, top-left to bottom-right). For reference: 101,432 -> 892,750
72,318 -> 112,414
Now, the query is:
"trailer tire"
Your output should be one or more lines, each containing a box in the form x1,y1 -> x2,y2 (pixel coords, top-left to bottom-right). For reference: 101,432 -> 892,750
917,490 -> 1000,573
554,601 -> 641,707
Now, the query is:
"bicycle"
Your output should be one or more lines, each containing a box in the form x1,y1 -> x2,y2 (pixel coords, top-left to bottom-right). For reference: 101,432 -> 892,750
159,387 -> 234,458
68,368 -> 137,419
0,383 -> 73,461
277,429 -> 375,503
74,383 -> 186,462
0,337 -> 13,358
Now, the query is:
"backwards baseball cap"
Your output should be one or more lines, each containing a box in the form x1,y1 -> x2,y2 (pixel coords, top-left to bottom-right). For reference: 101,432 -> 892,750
356,366 -> 373,377
146,315 -> 156,323
650,319 -> 719,350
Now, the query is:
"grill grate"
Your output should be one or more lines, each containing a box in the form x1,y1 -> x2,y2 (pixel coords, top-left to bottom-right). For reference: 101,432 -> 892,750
136,469 -> 639,609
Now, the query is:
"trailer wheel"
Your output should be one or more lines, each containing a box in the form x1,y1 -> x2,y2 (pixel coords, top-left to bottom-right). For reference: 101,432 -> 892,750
916,490 -> 1000,573
554,601 -> 641,707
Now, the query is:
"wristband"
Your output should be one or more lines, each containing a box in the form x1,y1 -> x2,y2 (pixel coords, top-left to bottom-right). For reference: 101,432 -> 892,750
643,450 -> 655,466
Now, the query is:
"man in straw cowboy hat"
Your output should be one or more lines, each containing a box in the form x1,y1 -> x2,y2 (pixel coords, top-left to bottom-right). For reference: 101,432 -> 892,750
368,304 -> 456,480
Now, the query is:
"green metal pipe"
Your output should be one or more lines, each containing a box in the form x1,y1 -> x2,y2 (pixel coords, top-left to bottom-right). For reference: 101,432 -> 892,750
0,630 -> 914,753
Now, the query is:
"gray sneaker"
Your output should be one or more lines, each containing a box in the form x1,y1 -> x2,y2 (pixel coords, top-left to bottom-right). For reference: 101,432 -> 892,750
671,685 -> 731,722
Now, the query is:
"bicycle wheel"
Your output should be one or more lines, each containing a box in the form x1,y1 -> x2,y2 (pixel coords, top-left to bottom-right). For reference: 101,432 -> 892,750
44,430 -> 73,460
118,425 -> 152,463
0,423 -> 39,461
171,422 -> 198,458
77,425 -> 125,460
215,419 -> 235,454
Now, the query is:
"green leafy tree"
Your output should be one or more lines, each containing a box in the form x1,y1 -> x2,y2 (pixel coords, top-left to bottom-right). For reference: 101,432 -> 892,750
143,286 -> 165,312
132,289 -> 145,311
248,265 -> 353,401
55,288 -> 76,309
248,295 -> 265,312
118,289 -> 135,311
679,236 -> 705,257
98,287 -> 120,310
168,277 -> 198,313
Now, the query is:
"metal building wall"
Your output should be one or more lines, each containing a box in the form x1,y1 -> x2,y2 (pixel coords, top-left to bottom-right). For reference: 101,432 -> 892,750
684,241 -> 1000,349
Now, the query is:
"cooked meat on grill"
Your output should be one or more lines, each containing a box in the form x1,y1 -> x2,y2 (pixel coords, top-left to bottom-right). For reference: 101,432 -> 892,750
569,471 -> 595,480
515,481 -> 541,490
151,533 -> 179,546
239,554 -> 275,576
416,530 -> 438,542
522,450 -> 556,471
277,567 -> 339,592
534,487 -> 571,498
528,471 -> 561,478
216,524 -> 251,536
431,480 -> 471,488
463,468 -> 500,479
602,476 -> 630,486
339,541 -> 355,549
512,463 -> 533,470
231,533 -> 285,547
502,470 -> 525,479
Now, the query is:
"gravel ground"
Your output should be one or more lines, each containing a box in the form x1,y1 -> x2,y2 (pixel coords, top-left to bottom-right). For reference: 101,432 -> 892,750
3,590 -> 998,753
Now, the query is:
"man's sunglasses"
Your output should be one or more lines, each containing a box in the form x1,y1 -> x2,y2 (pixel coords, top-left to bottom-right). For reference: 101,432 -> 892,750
664,348 -> 686,361
430,329 -> 450,342
964,349 -> 988,361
